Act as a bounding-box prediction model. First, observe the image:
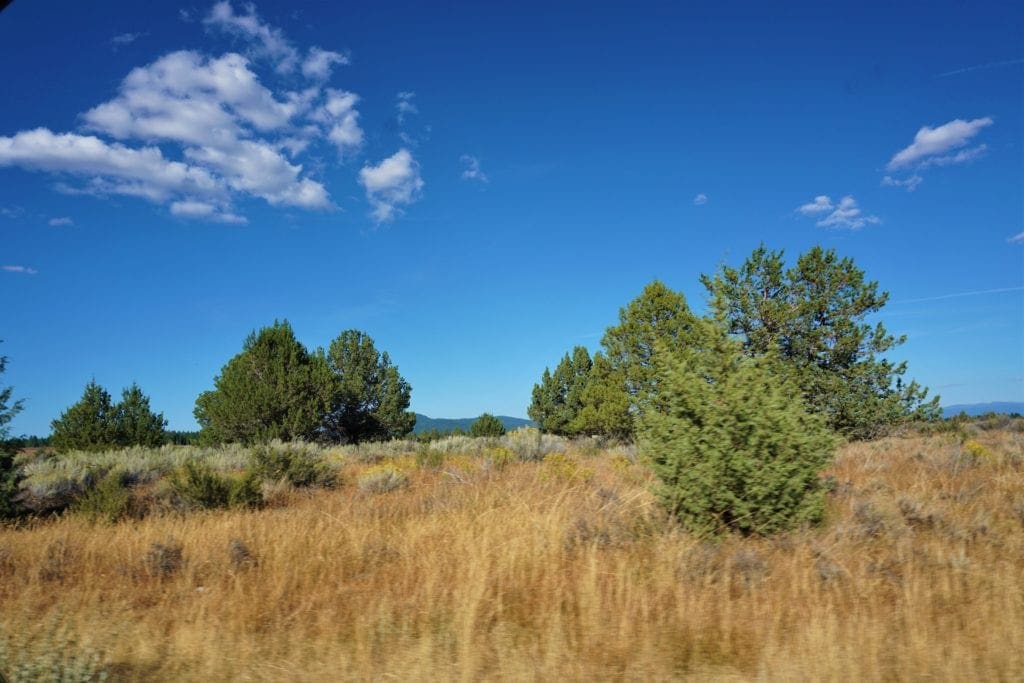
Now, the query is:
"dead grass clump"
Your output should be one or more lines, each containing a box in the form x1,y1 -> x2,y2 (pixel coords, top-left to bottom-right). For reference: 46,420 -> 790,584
144,539 -> 183,579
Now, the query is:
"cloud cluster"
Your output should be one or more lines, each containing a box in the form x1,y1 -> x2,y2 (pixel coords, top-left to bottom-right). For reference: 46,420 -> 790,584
693,193 -> 708,206
359,149 -> 424,222
882,117 -> 993,190
797,195 -> 880,230
48,217 -> 74,226
0,1 -> 424,225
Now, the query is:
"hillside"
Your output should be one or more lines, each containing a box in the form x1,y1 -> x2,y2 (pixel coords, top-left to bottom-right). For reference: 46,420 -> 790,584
412,413 -> 534,433
942,401 -> 1024,417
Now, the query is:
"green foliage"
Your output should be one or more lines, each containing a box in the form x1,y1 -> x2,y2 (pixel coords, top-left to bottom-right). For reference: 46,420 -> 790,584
50,381 -> 167,453
249,443 -> 334,487
1,341 -> 24,518
528,346 -> 592,435
415,444 -> 446,469
50,381 -> 119,453
570,352 -> 633,439
640,325 -> 838,537
72,471 -> 132,524
320,330 -> 415,444
701,244 -> 940,439
113,383 -> 167,448
357,465 -> 409,493
469,412 -> 506,437
194,321 -> 333,445
170,460 -> 228,509
601,280 -> 699,416
0,613 -> 109,681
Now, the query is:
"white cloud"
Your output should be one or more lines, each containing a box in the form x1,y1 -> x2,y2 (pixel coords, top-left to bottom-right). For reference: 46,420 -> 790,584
881,174 -> 923,192
204,1 -> 299,73
3,265 -> 38,275
796,195 -> 880,230
302,47 -> 349,81
111,32 -> 145,47
315,89 -> 363,157
170,199 -> 246,223
797,195 -> 834,215
358,149 -> 424,223
396,91 -> 417,124
887,117 -> 994,170
460,154 -> 488,183
0,128 -> 225,202
48,217 -> 73,226
693,192 -> 708,206
1009,232 -> 1024,244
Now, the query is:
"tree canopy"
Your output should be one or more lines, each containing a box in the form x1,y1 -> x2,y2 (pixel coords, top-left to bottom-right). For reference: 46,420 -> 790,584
50,380 -> 167,452
1,342 -> 24,518
469,413 -> 506,437
701,244 -> 939,439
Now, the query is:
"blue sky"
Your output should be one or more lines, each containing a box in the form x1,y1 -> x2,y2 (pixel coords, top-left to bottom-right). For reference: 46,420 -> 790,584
2,0 -> 1022,434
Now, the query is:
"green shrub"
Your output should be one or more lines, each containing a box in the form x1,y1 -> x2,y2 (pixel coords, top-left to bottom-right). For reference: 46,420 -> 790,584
250,443 -> 334,488
0,613 -> 108,681
640,330 -> 837,537
469,413 -> 506,437
414,444 -> 445,469
73,471 -> 132,523
170,460 -> 231,510
227,469 -> 264,509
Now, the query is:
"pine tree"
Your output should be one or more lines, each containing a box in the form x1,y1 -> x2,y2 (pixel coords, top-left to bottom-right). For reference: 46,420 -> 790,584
701,245 -> 939,439
469,413 -> 506,437
319,330 -> 415,444
194,321 -> 333,445
50,380 -> 119,452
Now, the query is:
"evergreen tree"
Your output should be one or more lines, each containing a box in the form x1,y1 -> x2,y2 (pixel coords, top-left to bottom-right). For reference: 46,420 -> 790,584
601,280 -> 698,417
469,413 -> 506,437
640,323 -> 838,537
571,352 -> 633,439
50,380 -> 119,452
701,245 -> 939,439
114,383 -> 168,448
1,342 -> 24,518
194,321 -> 333,445
528,346 -> 592,435
320,330 -> 415,444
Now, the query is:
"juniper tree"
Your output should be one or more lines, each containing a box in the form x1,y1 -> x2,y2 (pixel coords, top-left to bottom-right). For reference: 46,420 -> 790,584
114,383 -> 167,448
0,342 -> 24,517
640,323 -> 838,537
469,413 -> 506,437
701,245 -> 939,439
194,321 -> 333,445
319,330 -> 415,444
571,352 -> 633,439
50,380 -> 119,452
528,346 -> 592,435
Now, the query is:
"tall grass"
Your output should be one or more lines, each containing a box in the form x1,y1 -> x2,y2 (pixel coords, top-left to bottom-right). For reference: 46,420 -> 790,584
0,429 -> 1021,680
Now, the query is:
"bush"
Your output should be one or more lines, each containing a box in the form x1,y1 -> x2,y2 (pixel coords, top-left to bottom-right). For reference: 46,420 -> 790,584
170,460 -> 228,509
357,465 -> 409,494
415,444 -> 445,469
250,443 -> 334,488
640,330 -> 838,537
469,413 -> 506,437
73,471 -> 132,523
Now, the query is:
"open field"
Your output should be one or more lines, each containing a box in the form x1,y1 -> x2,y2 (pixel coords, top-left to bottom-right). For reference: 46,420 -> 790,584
1,426 -> 1022,681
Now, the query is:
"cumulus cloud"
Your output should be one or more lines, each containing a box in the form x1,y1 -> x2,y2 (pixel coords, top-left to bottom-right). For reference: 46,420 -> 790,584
48,217 -> 73,226
3,265 -> 38,275
170,199 -> 246,223
693,193 -> 708,206
313,89 -> 363,157
887,117 -> 993,170
460,154 -> 488,183
796,195 -> 880,230
797,195 -> 834,215
302,47 -> 349,81
881,174 -> 923,192
358,149 -> 424,223
204,0 -> 299,73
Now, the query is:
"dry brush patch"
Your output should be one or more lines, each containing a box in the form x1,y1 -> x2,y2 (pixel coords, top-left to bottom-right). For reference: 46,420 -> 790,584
0,432 -> 1022,680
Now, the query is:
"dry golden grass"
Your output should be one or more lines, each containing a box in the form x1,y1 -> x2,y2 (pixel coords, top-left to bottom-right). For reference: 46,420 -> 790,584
1,430 -> 1022,681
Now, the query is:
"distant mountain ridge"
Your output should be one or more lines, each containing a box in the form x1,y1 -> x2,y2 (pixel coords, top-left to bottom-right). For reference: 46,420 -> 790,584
413,413 -> 535,433
942,402 -> 1024,418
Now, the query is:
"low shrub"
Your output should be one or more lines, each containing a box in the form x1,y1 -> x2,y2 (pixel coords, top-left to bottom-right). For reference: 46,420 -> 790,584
357,465 -> 409,494
73,471 -> 132,523
250,443 -> 334,488
415,444 -> 445,470
0,614 -> 108,682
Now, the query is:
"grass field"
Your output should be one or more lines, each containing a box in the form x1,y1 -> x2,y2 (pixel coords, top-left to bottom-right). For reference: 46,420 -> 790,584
1,426 -> 1022,680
